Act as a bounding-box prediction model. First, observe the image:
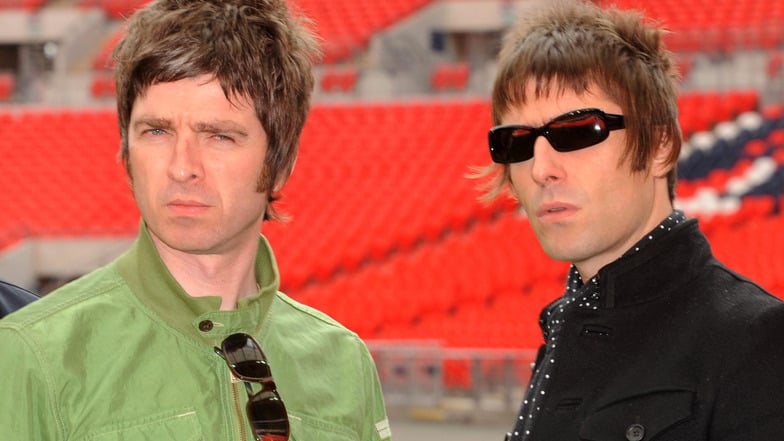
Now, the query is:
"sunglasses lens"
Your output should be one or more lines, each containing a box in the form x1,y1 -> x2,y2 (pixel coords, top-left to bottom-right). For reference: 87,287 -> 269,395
222,334 -> 272,381
489,127 -> 535,163
488,109 -> 623,164
247,390 -> 290,441
547,114 -> 608,151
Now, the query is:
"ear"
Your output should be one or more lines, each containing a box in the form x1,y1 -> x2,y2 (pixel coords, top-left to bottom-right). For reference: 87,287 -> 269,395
651,141 -> 674,179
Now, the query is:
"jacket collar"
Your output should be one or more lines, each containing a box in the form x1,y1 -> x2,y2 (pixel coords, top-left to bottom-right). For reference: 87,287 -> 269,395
116,222 -> 280,341
596,219 -> 714,308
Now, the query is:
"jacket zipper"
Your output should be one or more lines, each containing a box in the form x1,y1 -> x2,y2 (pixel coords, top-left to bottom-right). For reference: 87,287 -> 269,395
230,374 -> 248,441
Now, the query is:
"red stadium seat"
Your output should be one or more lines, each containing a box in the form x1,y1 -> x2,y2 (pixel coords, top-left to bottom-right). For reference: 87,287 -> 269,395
431,62 -> 470,92
768,52 -> 784,79
0,73 -> 14,101
320,67 -> 358,93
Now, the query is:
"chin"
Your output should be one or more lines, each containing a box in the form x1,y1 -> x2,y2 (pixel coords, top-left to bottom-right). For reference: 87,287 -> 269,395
539,240 -> 583,263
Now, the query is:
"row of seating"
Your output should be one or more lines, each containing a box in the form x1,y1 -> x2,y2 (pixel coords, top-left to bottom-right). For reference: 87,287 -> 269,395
288,211 -> 569,337
431,62 -> 470,92
92,60 -> 472,97
85,0 -> 432,67
328,59 -> 488,94
678,90 -> 759,137
320,67 -> 359,93
82,0 -> 784,67
295,0 -> 432,63
0,109 -> 137,249
607,0 -> 784,52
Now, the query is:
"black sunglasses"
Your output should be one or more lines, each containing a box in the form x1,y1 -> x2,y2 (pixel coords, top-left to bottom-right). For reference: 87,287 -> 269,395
488,108 -> 625,164
215,333 -> 290,441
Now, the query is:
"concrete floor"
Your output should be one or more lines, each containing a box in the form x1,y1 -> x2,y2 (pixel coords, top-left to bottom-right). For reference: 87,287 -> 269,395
389,416 -> 510,441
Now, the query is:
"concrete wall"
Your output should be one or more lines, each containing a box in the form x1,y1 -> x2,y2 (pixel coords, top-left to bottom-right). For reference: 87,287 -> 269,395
0,237 -> 134,291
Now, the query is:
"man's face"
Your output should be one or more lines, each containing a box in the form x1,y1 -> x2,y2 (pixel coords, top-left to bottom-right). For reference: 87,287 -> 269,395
128,75 -> 269,256
503,83 -> 670,279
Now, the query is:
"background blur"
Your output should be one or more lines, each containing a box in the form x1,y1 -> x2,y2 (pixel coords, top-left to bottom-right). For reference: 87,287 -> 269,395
0,0 -> 783,439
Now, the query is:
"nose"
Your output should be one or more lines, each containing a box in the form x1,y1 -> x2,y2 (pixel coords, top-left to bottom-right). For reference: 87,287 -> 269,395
167,133 -> 203,182
529,137 -> 564,186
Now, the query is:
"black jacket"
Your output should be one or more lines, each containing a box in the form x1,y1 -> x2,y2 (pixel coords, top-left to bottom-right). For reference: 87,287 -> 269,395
0,280 -> 38,319
525,219 -> 784,440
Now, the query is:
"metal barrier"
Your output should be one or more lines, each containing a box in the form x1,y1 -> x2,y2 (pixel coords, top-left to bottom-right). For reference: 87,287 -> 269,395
368,340 -> 538,421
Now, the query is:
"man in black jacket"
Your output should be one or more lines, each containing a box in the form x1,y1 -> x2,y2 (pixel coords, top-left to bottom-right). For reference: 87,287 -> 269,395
0,280 -> 37,319
479,0 -> 784,440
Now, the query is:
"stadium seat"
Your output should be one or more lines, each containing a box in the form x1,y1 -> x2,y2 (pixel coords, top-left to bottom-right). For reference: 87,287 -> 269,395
431,62 -> 470,92
0,73 -> 14,101
768,52 -> 784,79
320,67 -> 359,93
90,72 -> 116,98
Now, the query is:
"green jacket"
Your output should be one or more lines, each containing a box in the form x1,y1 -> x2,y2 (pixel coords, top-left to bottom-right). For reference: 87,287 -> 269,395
0,225 -> 391,441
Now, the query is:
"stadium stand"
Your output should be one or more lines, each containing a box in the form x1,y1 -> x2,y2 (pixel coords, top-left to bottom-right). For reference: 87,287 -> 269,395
1,0 -> 783,415
1,92 -> 781,345
83,0 -> 434,67
604,0 -> 784,53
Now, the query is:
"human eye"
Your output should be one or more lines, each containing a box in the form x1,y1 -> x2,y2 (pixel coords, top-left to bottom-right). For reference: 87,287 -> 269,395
212,133 -> 235,142
133,123 -> 168,138
144,127 -> 167,136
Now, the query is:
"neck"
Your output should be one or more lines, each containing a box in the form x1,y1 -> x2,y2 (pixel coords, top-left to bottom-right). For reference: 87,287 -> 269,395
150,235 -> 259,311
575,200 -> 676,281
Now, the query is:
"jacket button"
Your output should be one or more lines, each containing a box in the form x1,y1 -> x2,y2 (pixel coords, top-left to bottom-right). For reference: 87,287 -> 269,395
198,320 -> 213,332
625,423 -> 645,441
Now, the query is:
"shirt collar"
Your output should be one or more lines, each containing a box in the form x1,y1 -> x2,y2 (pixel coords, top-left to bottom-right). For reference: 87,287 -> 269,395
117,222 -> 280,341
564,210 -> 688,305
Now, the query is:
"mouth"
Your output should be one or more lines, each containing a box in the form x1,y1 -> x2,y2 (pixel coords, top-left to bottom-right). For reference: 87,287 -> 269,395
167,199 -> 211,215
536,203 -> 576,221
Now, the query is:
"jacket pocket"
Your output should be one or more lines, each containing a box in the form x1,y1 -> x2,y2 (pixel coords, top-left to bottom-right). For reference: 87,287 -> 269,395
289,413 -> 360,441
83,409 -> 202,441
579,389 -> 694,441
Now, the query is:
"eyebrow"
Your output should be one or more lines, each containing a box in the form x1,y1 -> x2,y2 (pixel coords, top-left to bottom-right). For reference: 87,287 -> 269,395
192,121 -> 249,139
131,117 -> 172,132
131,117 -> 249,139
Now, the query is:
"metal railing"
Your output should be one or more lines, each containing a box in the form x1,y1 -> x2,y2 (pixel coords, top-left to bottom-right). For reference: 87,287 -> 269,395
368,340 -> 538,421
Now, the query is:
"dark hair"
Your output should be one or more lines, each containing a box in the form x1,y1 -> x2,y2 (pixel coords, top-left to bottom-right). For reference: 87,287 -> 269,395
113,0 -> 320,220
482,0 -> 682,201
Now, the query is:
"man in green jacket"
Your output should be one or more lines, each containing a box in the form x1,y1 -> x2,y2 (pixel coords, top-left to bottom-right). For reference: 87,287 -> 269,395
0,1 -> 391,440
